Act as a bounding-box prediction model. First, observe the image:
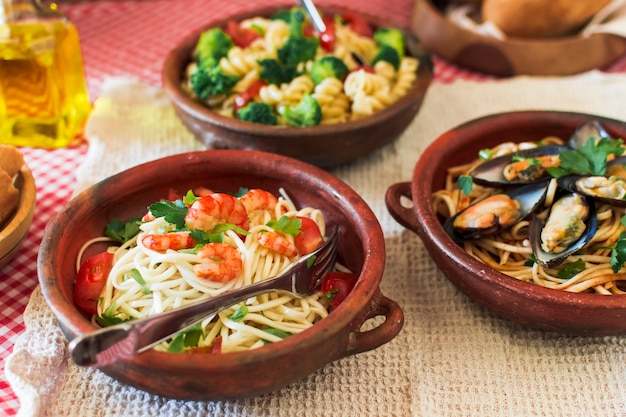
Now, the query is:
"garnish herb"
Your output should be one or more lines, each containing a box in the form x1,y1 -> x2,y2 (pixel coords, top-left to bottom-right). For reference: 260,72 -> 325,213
524,253 -> 538,267
96,303 -> 133,327
478,149 -> 493,160
266,215 -> 301,236
129,268 -> 151,295
262,328 -> 292,344
148,200 -> 189,229
547,137 -> 625,178
167,323 -> 204,353
105,218 -> 141,242
228,305 -> 249,322
182,190 -> 199,206
557,258 -> 586,280
610,231 -> 626,273
457,175 -> 473,196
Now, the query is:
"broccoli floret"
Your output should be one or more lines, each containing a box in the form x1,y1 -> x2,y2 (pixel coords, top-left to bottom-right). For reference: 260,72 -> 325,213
374,27 -> 405,60
279,94 -> 321,127
270,8 -> 291,23
258,58 -> 300,85
371,44 -> 400,70
277,8 -> 319,66
237,102 -> 278,125
190,65 -> 239,99
195,28 -> 234,67
309,56 -> 349,85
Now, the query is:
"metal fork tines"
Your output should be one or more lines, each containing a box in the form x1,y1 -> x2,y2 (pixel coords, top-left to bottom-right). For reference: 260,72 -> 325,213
69,226 -> 339,367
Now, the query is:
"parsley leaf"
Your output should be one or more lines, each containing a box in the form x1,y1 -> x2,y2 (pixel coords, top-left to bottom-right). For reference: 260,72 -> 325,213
550,137 -> 625,178
261,328 -> 292,344
478,149 -> 493,160
166,323 -> 205,353
457,175 -> 473,196
182,190 -> 199,206
610,231 -> 626,273
267,215 -> 302,236
105,218 -> 141,242
148,200 -> 189,229
557,258 -> 586,280
524,253 -> 538,267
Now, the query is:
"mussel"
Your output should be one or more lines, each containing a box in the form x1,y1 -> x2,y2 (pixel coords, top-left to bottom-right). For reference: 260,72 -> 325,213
557,175 -> 626,207
470,120 -> 610,188
444,181 -> 549,241
529,193 -> 597,268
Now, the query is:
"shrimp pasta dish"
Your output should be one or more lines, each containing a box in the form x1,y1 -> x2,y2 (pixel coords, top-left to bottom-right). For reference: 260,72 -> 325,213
74,187 -> 355,354
433,134 -> 626,295
182,7 -> 420,126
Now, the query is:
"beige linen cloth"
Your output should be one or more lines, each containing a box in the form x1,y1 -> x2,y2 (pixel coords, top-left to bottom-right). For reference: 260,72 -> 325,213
7,73 -> 626,416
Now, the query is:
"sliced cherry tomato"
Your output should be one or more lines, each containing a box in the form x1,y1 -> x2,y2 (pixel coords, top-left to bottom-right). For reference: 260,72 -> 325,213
234,80 -> 267,112
294,216 -> 323,255
321,271 -> 358,310
342,11 -> 373,37
319,15 -> 336,52
74,252 -> 114,314
224,20 -> 261,48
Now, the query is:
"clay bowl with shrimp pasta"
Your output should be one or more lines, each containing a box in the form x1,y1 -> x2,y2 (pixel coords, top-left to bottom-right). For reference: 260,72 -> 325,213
161,4 -> 433,168
38,149 -> 403,400
385,110 -> 626,336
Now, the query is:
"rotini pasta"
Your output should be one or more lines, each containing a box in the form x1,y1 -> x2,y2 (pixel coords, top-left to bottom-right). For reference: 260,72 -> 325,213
183,7 -> 420,127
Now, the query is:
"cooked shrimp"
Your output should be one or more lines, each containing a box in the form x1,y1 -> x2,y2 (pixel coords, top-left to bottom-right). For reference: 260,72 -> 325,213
185,193 -> 249,232
240,189 -> 278,213
257,231 -> 298,258
141,232 -> 195,251
194,243 -> 243,282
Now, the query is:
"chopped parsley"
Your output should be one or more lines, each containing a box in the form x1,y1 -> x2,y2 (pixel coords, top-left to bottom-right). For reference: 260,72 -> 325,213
266,215 -> 301,236
148,200 -> 189,229
547,137 -> 625,178
557,258 -> 586,280
457,175 -> 473,196
105,218 -> 141,242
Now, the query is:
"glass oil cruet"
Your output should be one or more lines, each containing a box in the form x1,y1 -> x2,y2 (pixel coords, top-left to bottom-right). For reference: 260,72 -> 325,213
0,0 -> 91,148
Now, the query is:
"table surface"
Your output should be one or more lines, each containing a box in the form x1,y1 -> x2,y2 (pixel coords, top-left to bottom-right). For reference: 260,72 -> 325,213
1,0 -> 626,415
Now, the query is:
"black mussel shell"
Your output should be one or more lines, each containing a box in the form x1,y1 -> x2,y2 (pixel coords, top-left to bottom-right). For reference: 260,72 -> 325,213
557,175 -> 626,207
529,195 -> 597,269
444,180 -> 550,242
470,145 -> 567,187
567,120 -> 611,149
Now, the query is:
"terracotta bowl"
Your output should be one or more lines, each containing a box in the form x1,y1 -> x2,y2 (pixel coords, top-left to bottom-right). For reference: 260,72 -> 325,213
411,0 -> 626,76
161,4 -> 433,168
385,110 -> 626,336
38,149 -> 403,400
0,163 -> 36,271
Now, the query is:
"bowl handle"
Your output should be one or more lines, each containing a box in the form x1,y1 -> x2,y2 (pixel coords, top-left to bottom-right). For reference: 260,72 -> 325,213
385,181 -> 421,234
345,289 -> 404,355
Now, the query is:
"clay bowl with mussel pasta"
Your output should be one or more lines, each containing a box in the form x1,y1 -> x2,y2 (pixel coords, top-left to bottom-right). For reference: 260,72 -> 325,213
38,150 -> 403,400
161,4 -> 433,168
385,110 -> 626,336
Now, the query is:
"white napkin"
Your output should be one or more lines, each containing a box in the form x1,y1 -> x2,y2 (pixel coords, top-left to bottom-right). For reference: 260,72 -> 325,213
7,72 -> 626,417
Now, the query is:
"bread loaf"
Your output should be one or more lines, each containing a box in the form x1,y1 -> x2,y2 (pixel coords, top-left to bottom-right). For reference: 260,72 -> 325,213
481,0 -> 613,38
0,145 -> 25,227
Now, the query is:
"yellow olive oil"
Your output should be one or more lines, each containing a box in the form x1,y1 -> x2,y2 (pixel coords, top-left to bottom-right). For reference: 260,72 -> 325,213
0,19 -> 91,148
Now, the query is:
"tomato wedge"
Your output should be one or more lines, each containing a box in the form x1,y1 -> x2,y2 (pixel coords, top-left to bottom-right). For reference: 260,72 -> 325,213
321,271 -> 358,309
74,252 -> 114,314
294,216 -> 324,255
319,15 -> 336,52
224,20 -> 261,48
234,80 -> 267,112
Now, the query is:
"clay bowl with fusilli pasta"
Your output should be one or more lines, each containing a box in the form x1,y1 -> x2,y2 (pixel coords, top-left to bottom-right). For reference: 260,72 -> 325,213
385,110 -> 626,336
38,149 -> 403,400
162,4 -> 433,168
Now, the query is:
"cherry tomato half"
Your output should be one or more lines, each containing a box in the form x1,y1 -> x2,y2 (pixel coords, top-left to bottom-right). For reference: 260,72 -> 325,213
74,251 -> 114,314
225,20 -> 261,48
234,80 -> 267,112
342,11 -> 373,37
294,216 -> 323,255
319,15 -> 336,52
321,271 -> 358,310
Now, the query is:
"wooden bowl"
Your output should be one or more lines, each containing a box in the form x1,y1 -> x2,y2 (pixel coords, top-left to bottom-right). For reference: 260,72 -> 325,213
411,0 -> 626,76
386,110 -> 626,336
0,163 -> 36,271
38,149 -> 403,400
162,4 -> 433,168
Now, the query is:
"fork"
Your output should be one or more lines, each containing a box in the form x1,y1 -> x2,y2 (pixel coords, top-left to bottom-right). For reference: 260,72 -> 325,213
69,226 -> 339,367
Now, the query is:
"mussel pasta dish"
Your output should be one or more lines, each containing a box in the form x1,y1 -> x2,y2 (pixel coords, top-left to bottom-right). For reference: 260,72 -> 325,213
74,187 -> 353,354
182,7 -> 420,126
433,129 -> 626,295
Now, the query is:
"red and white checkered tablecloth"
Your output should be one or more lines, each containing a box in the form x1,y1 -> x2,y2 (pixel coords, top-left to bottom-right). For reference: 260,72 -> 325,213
1,0 -> 625,414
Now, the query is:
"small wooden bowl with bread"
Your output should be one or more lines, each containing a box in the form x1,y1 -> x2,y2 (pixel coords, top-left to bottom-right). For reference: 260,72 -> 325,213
412,0 -> 626,76
0,145 -> 36,271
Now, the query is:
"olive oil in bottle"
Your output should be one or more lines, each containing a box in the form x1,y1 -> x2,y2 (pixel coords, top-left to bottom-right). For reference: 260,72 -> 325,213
0,0 -> 91,148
